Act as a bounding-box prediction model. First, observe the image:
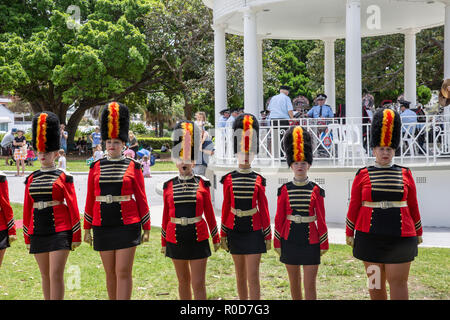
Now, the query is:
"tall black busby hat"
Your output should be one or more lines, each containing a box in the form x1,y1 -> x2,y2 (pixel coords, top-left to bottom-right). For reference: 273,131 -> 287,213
171,120 -> 201,163
32,111 -> 61,153
233,113 -> 259,155
283,126 -> 313,167
100,102 -> 130,143
370,108 -> 402,150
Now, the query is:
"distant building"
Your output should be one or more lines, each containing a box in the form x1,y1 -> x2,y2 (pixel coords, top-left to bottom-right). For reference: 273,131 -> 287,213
0,103 -> 14,133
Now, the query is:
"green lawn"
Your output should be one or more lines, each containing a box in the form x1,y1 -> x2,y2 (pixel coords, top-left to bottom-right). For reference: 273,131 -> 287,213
1,204 -> 448,300
0,159 -> 177,173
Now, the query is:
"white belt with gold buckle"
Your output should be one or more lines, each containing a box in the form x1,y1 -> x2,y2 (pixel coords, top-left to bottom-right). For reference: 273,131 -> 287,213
33,200 -> 63,210
170,216 -> 202,226
231,207 -> 257,217
96,195 -> 132,204
286,214 -> 317,223
362,201 -> 407,209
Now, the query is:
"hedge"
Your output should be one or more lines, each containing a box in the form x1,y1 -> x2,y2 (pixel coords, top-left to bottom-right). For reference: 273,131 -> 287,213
136,137 -> 172,150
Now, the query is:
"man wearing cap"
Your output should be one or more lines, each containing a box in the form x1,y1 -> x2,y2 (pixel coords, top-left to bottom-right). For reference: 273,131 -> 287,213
267,86 -> 294,121
1,128 -> 16,165
307,94 -> 334,157
218,109 -> 230,128
399,100 -> 417,155
267,86 -> 294,159
307,94 -> 334,119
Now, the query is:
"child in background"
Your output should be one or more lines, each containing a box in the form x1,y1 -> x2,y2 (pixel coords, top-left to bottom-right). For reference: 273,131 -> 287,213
26,146 -> 36,166
141,155 -> 151,178
93,144 -> 104,161
58,149 -> 67,170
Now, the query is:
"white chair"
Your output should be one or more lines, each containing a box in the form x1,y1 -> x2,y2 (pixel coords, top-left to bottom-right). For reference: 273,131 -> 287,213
342,125 -> 366,166
328,123 -> 345,165
402,124 -> 416,157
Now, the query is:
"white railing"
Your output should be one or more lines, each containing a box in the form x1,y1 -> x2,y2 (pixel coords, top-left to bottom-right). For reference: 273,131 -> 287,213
212,115 -> 450,167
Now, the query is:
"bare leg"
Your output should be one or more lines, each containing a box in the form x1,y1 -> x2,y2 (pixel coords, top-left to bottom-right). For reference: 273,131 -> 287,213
34,252 -> 51,300
363,262 -> 387,300
285,264 -> 302,300
172,259 -> 192,300
0,249 -> 5,268
115,246 -> 136,300
48,250 -> 70,300
385,262 -> 411,300
245,254 -> 261,300
232,254 -> 248,300
303,265 -> 319,300
99,250 -> 117,300
189,258 -> 208,300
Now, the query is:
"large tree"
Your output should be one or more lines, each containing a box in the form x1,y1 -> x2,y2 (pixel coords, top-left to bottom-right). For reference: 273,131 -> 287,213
0,0 -> 166,144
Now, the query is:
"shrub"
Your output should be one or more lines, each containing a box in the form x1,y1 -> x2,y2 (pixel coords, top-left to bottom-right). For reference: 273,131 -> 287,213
137,137 -> 172,150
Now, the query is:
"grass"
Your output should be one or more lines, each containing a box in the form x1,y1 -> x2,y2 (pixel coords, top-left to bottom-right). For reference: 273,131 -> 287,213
1,204 -> 449,300
0,159 -> 177,173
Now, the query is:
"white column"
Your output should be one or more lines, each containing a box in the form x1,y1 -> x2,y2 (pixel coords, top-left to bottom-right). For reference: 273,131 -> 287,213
324,38 -> 336,113
243,7 -> 259,116
345,0 -> 362,123
257,37 -> 264,113
404,29 -> 418,107
213,23 -> 227,128
444,3 -> 450,79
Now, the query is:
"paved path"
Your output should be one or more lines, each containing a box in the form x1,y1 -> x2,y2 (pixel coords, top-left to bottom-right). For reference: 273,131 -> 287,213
4,171 -> 450,248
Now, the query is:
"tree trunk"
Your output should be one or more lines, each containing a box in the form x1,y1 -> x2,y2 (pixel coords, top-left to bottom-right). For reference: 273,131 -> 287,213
66,100 -> 97,147
158,120 -> 164,137
183,91 -> 192,120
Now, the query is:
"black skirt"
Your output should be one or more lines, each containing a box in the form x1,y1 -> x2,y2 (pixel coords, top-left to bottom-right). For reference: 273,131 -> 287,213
353,231 -> 418,264
280,239 -> 321,265
227,229 -> 267,255
0,230 -> 10,250
93,223 -> 141,251
29,230 -> 72,254
166,239 -> 211,260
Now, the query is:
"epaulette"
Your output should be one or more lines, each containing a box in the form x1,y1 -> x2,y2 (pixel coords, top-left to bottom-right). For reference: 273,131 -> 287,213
196,175 -> 211,188
355,167 -> 367,176
277,184 -> 286,197
220,173 -> 231,184
0,171 -> 5,183
163,176 -> 176,190
311,181 -> 325,198
128,157 -> 141,170
255,172 -> 266,186
62,170 -> 74,183
90,158 -> 102,169
24,171 -> 35,185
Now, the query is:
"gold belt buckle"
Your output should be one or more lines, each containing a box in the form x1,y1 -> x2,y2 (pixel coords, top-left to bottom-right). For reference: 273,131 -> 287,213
105,195 -> 113,204
180,217 -> 188,226
37,202 -> 46,210
380,201 -> 390,209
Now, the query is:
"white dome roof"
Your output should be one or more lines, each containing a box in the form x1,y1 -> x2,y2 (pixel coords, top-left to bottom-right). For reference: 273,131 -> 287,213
204,0 -> 448,39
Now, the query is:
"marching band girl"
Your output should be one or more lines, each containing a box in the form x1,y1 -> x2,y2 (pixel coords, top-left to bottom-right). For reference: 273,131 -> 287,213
274,126 -> 328,300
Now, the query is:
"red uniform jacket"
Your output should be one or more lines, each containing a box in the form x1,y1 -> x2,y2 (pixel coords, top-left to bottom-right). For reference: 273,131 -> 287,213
0,173 -> 15,236
84,157 -> 150,230
161,175 -> 219,246
274,180 -> 328,250
346,165 -> 423,238
23,169 -> 81,245
220,170 -> 271,240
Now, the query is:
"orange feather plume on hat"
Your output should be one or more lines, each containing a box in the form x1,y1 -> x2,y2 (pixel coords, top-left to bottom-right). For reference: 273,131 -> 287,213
107,102 -> 120,140
36,113 -> 48,153
380,109 -> 395,147
240,115 -> 254,154
292,126 -> 305,162
180,122 -> 193,161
